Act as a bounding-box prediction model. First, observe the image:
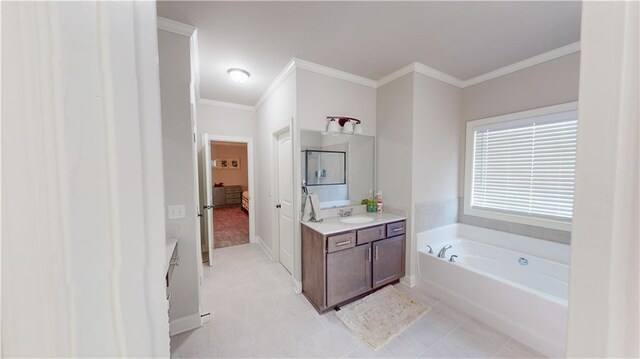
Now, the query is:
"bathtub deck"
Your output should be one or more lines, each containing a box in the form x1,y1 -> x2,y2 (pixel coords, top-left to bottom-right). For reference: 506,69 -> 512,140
170,243 -> 546,358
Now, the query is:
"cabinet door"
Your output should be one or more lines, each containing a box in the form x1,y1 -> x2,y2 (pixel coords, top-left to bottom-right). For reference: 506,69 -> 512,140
372,235 -> 405,288
327,244 -> 372,307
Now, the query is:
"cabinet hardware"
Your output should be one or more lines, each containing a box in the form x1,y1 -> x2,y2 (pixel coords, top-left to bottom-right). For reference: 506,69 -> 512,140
393,227 -> 403,232
375,246 -> 379,260
367,247 -> 372,262
336,240 -> 351,246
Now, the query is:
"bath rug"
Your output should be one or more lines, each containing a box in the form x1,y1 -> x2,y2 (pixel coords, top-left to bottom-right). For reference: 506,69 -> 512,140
335,285 -> 430,351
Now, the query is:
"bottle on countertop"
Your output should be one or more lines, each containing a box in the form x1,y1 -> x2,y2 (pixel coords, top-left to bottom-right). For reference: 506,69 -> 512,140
375,191 -> 383,214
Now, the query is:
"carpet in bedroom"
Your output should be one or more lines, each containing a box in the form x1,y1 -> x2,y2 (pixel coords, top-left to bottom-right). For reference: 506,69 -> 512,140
213,206 -> 249,248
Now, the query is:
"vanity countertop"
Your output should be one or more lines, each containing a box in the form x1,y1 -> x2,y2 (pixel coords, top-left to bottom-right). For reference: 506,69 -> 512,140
302,212 -> 406,236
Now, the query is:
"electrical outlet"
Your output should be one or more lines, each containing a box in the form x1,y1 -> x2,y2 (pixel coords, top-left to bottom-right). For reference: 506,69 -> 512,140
168,205 -> 186,219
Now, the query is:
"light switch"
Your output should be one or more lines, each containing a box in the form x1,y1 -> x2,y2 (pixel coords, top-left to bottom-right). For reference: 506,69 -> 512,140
168,205 -> 186,219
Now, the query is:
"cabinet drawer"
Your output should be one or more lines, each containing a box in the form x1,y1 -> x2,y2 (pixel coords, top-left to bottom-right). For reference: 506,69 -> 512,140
357,225 -> 385,245
327,232 -> 355,253
386,221 -> 406,237
226,193 -> 241,199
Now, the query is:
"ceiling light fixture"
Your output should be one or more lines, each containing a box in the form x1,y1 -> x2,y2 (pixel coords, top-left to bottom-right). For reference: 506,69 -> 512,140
227,68 -> 250,83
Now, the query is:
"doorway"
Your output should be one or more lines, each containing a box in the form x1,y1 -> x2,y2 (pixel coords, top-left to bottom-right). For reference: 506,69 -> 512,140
200,135 -> 255,265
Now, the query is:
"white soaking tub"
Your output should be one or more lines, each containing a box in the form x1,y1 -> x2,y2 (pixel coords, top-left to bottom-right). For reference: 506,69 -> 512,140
417,223 -> 570,358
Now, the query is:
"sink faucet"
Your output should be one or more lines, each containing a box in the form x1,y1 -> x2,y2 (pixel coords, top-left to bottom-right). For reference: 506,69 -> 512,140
425,245 -> 433,254
437,244 -> 452,258
449,255 -> 458,263
338,208 -> 353,217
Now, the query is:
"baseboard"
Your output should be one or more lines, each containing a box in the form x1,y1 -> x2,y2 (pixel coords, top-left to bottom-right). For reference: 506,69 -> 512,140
293,278 -> 302,294
418,278 -> 565,358
256,235 -> 273,260
400,275 -> 417,288
169,313 -> 202,336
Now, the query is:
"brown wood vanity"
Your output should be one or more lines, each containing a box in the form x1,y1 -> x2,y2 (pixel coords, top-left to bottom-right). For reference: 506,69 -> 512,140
301,219 -> 406,313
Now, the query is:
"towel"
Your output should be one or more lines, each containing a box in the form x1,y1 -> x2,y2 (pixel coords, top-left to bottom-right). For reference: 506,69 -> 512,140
302,193 -> 323,222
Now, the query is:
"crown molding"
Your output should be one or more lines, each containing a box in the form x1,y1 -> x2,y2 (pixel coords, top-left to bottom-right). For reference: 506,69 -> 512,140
294,57 -> 378,88
157,17 -> 196,37
414,62 -> 465,88
461,41 -> 581,88
255,58 -> 297,109
241,43 -> 582,109
198,98 -> 255,111
377,63 -> 415,87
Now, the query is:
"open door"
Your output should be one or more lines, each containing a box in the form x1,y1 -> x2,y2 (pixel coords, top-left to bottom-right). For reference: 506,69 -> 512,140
202,134 -> 215,266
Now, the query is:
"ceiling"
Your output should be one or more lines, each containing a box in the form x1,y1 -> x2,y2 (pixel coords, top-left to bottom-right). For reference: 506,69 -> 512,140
157,1 -> 582,106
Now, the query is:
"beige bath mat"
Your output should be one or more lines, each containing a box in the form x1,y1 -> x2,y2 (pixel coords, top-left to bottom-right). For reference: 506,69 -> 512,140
335,285 -> 430,351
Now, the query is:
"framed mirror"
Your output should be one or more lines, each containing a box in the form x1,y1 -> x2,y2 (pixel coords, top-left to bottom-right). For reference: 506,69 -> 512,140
300,130 -> 375,208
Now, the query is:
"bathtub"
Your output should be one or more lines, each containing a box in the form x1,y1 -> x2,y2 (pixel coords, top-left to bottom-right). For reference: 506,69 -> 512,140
417,224 -> 570,358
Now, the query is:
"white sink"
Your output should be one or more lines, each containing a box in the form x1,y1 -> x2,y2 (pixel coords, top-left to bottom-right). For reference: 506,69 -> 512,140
340,216 -> 375,224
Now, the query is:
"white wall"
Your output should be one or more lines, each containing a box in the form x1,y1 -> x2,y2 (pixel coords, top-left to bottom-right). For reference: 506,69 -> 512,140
376,72 -> 461,286
197,102 -> 256,139
297,69 -> 377,134
255,71 -> 297,260
158,29 -> 202,334
376,74 -> 415,283
567,1 -> 639,357
2,2 -> 169,356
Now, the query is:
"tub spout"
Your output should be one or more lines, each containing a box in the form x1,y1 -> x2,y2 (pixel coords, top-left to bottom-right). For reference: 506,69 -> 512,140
437,244 -> 452,258
449,255 -> 458,262
425,245 -> 433,254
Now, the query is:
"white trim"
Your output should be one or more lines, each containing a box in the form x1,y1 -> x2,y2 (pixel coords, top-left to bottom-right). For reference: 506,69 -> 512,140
256,236 -> 273,260
400,275 -> 417,288
463,101 -> 579,232
377,63 -> 415,87
157,17 -> 196,37
207,135 -> 256,247
294,57 -> 378,88
413,62 -> 465,88
293,279 -> 302,294
256,58 -> 296,109
198,98 -> 255,112
169,313 -> 202,336
461,41 -> 581,88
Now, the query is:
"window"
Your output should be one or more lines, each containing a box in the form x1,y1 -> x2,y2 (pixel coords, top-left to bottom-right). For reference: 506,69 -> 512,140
464,102 -> 578,231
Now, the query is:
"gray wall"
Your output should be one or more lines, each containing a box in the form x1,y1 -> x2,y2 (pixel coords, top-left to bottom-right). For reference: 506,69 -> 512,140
458,52 -> 581,244
158,30 -> 201,327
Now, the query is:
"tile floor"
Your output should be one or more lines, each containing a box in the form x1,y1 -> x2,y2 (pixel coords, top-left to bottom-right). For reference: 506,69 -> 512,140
171,243 -> 545,358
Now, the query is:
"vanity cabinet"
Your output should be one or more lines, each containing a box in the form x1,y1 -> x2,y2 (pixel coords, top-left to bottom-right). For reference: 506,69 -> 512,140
302,219 -> 406,313
327,244 -> 372,306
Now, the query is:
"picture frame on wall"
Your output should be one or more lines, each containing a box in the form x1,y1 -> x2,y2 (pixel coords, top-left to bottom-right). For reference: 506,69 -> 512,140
213,157 -> 240,170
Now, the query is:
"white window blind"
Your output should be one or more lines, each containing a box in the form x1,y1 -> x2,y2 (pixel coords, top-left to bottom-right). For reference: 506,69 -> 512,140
470,110 -> 578,222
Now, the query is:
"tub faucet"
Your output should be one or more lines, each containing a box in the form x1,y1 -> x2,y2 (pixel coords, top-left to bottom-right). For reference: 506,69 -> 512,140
449,255 -> 458,263
437,244 -> 452,258
425,245 -> 433,254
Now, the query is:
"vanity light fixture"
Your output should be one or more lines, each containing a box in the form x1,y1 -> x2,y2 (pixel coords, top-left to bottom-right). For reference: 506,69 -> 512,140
327,118 -> 340,134
325,116 -> 363,135
227,68 -> 250,83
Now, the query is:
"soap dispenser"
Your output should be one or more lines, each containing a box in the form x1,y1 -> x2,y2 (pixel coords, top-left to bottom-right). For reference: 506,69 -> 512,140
375,191 -> 383,214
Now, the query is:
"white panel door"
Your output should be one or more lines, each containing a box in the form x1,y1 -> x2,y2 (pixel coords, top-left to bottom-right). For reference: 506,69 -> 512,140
202,134 -> 214,266
277,131 -> 294,274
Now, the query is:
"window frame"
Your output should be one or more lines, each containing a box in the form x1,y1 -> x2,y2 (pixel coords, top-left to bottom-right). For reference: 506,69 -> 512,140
463,101 -> 578,231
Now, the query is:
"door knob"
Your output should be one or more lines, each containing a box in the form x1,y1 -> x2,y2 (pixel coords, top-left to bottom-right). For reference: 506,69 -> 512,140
276,204 -> 282,209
